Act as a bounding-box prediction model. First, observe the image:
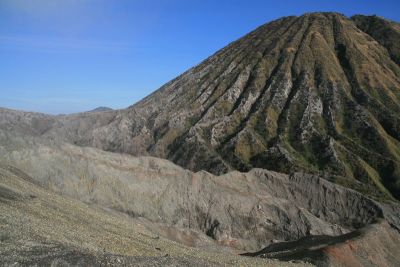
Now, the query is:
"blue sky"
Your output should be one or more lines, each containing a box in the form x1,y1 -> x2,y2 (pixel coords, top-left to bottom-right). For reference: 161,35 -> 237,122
0,0 -> 399,114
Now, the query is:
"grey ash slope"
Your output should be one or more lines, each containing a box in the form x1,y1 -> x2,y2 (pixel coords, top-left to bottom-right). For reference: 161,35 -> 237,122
1,13 -> 400,202
0,164 -> 291,267
1,136 -> 400,266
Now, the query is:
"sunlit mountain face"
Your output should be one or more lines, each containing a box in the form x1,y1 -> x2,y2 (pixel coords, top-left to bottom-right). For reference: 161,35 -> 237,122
1,9 -> 400,267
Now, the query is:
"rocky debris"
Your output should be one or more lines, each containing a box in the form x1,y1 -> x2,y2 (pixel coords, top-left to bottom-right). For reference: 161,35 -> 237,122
0,165 -> 297,267
3,245 -> 227,267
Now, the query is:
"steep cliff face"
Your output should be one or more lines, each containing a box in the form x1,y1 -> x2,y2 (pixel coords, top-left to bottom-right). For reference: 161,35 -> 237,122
1,13 -> 399,201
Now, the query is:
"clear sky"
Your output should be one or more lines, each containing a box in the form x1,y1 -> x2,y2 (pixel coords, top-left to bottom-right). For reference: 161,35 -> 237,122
0,0 -> 399,114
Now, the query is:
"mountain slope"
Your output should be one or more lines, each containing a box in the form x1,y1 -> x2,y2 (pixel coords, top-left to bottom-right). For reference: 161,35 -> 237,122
127,12 -> 400,201
0,137 -> 386,252
242,220 -> 400,267
352,15 -> 400,65
1,164 -> 294,267
1,136 -> 400,266
1,13 -> 399,201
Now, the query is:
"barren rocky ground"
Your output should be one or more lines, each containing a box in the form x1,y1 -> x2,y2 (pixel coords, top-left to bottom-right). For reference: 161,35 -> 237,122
1,132 -> 400,266
1,164 -> 296,267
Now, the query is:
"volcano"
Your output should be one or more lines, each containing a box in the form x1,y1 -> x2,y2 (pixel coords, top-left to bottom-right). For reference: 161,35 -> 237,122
1,12 -> 400,266
2,13 -> 400,201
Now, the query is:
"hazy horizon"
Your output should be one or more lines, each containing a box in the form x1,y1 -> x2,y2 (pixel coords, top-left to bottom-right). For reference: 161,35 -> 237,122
1,0 -> 399,114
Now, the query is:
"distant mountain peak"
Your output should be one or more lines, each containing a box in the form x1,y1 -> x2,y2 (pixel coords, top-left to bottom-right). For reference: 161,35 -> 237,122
87,106 -> 113,113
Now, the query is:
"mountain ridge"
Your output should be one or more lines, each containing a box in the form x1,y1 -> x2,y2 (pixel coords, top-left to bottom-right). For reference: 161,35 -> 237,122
1,12 -> 399,201
1,133 -> 399,266
2,12 -> 400,266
